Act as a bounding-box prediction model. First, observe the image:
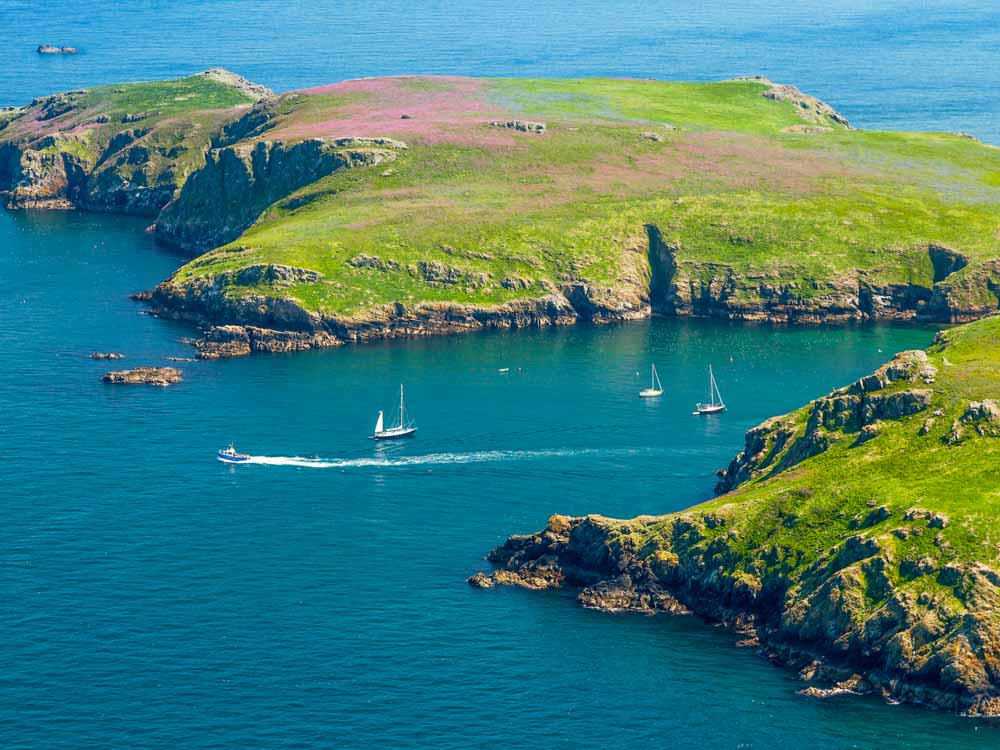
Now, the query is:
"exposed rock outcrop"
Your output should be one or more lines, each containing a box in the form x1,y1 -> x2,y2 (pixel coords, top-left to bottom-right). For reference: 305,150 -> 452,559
490,119 -> 546,134
101,366 -> 182,385
717,350 -> 936,492
472,510 -> 1000,716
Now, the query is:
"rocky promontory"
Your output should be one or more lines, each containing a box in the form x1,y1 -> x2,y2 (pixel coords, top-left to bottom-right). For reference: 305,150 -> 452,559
471,316 -> 1000,715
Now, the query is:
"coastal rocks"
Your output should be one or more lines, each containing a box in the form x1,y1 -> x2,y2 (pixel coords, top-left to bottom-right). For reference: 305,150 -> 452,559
475,508 -> 1000,715
578,575 -> 691,615
199,68 -> 274,101
155,138 -> 401,251
762,82 -> 851,129
90,352 -> 124,359
490,119 -> 546,134
194,324 -> 339,359
101,366 -> 182,385
37,45 -> 77,54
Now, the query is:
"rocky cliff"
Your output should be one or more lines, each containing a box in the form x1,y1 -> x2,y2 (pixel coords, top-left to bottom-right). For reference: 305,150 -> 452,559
471,316 -> 1000,715
154,137 -> 405,251
0,70 -> 268,215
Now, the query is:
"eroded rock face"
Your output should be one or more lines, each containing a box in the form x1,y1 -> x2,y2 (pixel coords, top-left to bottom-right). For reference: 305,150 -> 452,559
154,138 -> 403,251
717,351 -> 936,493
473,511 -> 1000,716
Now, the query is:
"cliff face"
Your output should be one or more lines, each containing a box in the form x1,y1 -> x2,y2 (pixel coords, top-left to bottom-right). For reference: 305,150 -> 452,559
0,71 -> 267,215
147,265 -> 650,359
472,317 -> 1000,715
647,225 -> 997,324
154,138 -> 406,251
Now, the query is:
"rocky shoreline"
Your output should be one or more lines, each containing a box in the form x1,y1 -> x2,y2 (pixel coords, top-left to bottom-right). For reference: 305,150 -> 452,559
130,241 -> 998,359
469,329 -> 1000,716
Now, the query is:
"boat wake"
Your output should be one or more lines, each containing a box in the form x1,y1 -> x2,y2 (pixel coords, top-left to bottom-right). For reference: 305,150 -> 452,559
242,447 -> 658,469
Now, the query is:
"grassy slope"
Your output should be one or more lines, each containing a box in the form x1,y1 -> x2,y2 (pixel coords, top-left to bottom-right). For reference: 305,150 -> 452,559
694,316 -> 1000,577
168,76 -> 1000,317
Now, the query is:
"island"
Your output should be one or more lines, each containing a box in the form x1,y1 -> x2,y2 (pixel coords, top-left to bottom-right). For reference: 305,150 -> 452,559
2,70 -> 999,358
101,366 -> 182,385
471,315 -> 1000,715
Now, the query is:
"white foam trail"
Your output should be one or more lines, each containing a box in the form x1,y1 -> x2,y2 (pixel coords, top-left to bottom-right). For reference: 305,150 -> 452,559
243,447 -> 655,469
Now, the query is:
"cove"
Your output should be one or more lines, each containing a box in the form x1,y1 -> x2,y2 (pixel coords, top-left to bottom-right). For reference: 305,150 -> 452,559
8,208 -> 999,748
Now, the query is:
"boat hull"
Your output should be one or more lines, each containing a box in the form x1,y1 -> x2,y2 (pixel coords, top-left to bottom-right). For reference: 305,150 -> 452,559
370,427 -> 418,440
694,404 -> 726,415
639,389 -> 664,398
217,452 -> 251,463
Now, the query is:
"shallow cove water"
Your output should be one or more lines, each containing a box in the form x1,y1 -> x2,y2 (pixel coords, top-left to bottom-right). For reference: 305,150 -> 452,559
2,208 -> 998,748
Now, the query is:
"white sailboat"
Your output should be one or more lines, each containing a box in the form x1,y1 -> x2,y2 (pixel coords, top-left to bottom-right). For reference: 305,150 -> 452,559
639,363 -> 664,398
371,384 -> 418,440
694,365 -> 726,415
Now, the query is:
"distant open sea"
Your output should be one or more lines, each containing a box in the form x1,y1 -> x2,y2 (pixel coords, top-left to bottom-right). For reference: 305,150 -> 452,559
2,2 -> 999,748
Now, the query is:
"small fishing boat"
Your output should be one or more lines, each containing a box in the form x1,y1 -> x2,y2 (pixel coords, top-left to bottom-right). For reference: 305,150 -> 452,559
371,384 -> 418,440
639,363 -> 664,398
694,365 -> 726,415
217,443 -> 251,463
498,367 -> 510,373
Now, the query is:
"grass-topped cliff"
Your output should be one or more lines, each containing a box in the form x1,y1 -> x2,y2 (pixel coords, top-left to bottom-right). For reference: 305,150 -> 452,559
3,72 -> 1000,355
472,314 -> 1000,714
0,69 -> 268,214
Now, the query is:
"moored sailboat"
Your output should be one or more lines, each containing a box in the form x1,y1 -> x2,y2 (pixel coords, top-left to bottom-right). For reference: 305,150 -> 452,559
694,365 -> 726,415
639,363 -> 664,398
371,384 -> 418,440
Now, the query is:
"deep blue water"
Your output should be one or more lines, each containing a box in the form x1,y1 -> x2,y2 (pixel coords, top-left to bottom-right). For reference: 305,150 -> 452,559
2,0 -> 1000,142
3,3 -> 1000,748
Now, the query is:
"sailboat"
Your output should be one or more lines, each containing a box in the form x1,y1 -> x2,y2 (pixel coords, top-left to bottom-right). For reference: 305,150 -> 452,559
639,363 -> 664,398
694,365 -> 726,415
371,384 -> 418,440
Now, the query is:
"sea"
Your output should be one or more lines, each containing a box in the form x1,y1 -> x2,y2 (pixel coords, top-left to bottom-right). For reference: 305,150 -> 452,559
1,2 -> 999,747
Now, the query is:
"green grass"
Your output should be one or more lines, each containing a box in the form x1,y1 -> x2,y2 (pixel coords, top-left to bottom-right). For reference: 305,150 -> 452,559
157,77 -> 1000,319
695,316 -> 1000,574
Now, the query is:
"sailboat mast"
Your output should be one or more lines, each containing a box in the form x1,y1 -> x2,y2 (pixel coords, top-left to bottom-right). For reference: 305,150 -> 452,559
400,384 -> 405,426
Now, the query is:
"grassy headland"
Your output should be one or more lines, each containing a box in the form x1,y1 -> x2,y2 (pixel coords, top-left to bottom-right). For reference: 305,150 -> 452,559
474,314 -> 1000,714
3,72 -> 999,352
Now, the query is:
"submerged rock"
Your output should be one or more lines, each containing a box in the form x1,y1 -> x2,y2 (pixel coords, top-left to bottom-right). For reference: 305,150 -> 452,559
89,352 -> 124,360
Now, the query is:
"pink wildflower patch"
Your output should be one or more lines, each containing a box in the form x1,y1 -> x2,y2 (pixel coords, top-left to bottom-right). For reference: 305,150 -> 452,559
276,76 -> 518,146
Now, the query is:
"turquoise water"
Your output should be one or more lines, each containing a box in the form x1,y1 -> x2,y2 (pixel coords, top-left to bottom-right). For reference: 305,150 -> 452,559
3,208 -> 997,749
4,2 -> 1000,747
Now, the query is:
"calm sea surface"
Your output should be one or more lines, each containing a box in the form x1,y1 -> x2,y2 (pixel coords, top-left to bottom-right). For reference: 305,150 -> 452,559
2,3 -> 999,748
